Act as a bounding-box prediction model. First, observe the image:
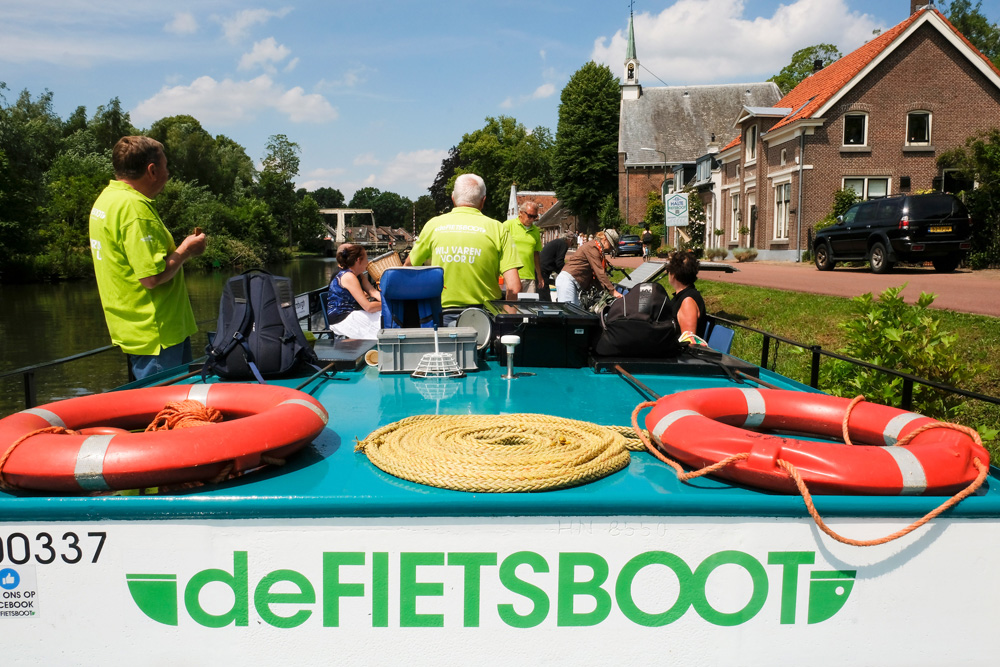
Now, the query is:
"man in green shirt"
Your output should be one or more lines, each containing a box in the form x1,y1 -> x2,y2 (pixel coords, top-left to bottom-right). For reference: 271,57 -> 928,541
406,173 -> 521,313
502,201 -> 542,294
89,136 -> 206,380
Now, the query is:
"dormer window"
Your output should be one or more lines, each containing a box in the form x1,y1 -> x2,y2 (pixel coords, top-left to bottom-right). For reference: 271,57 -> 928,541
906,111 -> 931,145
843,113 -> 868,146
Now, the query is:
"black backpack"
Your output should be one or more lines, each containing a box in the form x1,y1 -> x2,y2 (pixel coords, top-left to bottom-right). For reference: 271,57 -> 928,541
594,282 -> 685,358
204,270 -> 320,382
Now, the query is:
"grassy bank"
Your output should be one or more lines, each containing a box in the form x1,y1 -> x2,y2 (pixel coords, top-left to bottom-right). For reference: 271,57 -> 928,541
644,276 -> 999,458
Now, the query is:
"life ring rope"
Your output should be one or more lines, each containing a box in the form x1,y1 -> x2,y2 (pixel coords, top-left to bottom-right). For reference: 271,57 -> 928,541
631,397 -> 990,547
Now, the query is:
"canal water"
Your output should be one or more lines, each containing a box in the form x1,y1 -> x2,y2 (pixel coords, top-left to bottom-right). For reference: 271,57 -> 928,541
0,258 -> 338,417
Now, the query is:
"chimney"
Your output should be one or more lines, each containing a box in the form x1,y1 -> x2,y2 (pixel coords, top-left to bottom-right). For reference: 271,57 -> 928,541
911,1 -> 930,14
813,59 -> 824,73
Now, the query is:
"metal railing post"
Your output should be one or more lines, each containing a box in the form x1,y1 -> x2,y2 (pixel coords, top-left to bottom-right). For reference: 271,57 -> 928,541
810,345 -> 821,388
24,370 -> 37,409
902,378 -> 914,411
761,335 -> 771,370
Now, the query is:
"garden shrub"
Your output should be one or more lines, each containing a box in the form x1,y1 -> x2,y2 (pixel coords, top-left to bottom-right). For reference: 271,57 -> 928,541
819,285 -> 984,420
733,247 -> 758,262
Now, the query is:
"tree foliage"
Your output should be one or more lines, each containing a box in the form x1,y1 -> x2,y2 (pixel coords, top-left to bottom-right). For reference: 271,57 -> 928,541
429,145 -> 464,213
453,115 -> 553,220
767,44 -> 842,95
553,62 -> 620,231
944,0 -> 1000,68
820,286 -> 985,419
938,128 -> 1000,268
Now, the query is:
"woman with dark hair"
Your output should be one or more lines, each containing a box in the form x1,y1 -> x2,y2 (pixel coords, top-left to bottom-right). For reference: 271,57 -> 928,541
666,251 -> 708,338
326,244 -> 382,339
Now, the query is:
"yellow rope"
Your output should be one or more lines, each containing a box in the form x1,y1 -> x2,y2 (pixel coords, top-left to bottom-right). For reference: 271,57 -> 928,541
356,414 -> 647,493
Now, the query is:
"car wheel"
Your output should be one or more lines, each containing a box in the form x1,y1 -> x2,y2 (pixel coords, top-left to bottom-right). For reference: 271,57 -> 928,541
814,243 -> 834,271
932,255 -> 961,272
869,242 -> 893,274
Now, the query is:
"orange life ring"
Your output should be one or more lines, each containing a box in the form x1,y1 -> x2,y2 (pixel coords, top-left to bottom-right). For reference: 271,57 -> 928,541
644,387 -> 990,495
0,384 -> 328,493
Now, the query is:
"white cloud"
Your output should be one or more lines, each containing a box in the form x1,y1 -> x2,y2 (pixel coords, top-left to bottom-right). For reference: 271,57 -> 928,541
532,83 -> 556,99
132,74 -> 338,125
165,12 -> 198,35
354,153 -> 380,166
298,167 -> 348,191
379,148 -> 450,190
218,7 -> 293,44
238,37 -> 291,72
591,0 -> 882,84
284,57 -> 299,72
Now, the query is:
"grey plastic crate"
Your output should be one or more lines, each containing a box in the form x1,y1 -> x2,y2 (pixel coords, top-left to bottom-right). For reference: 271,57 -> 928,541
376,327 -> 479,373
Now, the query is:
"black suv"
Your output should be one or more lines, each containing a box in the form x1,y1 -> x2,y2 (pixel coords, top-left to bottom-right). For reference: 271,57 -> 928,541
813,193 -> 972,273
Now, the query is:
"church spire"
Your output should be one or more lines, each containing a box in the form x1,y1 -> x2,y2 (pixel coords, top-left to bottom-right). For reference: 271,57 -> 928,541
622,7 -> 641,100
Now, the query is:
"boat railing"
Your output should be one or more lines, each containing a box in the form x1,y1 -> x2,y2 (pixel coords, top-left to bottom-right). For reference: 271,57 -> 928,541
709,314 -> 1000,411
3,301 -> 998,413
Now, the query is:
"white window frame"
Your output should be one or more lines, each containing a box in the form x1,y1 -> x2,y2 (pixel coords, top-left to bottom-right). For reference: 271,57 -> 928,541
729,193 -> 741,243
842,176 -> 890,199
906,110 -> 931,146
773,181 -> 791,240
745,125 -> 758,163
843,113 -> 868,147
780,148 -> 787,166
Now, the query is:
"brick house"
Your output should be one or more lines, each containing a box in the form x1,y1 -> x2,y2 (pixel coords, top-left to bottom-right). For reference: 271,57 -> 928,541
617,12 -> 780,242
717,6 -> 1000,261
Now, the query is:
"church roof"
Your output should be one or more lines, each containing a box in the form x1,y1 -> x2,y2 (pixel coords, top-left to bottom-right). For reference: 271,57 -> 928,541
619,82 -> 781,166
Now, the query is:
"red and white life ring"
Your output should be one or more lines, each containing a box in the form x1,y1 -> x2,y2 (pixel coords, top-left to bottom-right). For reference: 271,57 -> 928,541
0,384 -> 328,493
645,387 -> 990,495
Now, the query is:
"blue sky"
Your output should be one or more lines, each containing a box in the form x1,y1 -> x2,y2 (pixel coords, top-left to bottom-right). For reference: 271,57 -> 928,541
2,1 -> 996,201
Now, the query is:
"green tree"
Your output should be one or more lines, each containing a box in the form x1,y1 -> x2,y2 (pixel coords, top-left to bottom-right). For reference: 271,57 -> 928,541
413,194 -> 437,235
597,193 -> 624,229
944,0 -> 1000,68
371,191 -> 412,229
454,115 -> 554,220
0,85 -> 64,266
257,134 -> 301,249
429,145 -> 464,212
938,128 -> 1000,267
643,190 -> 665,228
89,97 -> 134,152
553,62 -> 620,231
768,44 -> 842,95
148,115 -> 224,193
306,186 -> 346,209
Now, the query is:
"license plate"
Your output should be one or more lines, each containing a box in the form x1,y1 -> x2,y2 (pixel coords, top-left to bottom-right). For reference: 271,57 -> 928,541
929,225 -> 952,233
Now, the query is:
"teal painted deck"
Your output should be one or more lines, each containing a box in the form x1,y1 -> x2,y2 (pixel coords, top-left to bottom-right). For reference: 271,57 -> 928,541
1,360 -> 997,521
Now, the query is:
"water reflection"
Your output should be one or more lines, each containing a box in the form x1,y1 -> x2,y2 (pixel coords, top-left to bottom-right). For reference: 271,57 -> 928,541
0,258 -> 337,416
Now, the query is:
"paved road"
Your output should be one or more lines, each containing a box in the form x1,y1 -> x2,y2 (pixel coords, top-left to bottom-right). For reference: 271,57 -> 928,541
609,254 -> 1000,317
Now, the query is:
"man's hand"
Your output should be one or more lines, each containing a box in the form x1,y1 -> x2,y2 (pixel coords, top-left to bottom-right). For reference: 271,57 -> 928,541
178,231 -> 207,260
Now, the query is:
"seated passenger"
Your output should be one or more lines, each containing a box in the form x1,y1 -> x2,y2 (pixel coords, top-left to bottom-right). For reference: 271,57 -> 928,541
667,251 -> 708,339
326,244 -> 382,339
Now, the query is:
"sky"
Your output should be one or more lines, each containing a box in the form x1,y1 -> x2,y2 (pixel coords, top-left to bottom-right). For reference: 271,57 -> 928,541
3,0 -> 997,202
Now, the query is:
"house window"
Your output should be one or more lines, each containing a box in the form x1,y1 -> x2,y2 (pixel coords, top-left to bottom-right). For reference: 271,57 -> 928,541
780,149 -> 787,166
745,125 -> 758,162
843,177 -> 889,199
843,113 -> 868,146
774,182 -> 791,240
906,111 -> 931,145
730,193 -> 740,243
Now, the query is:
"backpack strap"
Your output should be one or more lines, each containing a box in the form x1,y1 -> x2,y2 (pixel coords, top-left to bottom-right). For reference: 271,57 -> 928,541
203,273 -> 255,381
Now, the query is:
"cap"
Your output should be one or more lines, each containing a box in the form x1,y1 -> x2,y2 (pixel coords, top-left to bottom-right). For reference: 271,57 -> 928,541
604,229 -> 620,246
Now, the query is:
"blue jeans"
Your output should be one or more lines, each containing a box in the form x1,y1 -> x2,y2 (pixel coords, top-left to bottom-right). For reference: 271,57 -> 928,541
555,272 -> 581,305
129,338 -> 192,381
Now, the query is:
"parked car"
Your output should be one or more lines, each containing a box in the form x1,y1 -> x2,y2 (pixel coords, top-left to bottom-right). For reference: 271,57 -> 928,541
813,193 -> 972,273
616,234 -> 643,257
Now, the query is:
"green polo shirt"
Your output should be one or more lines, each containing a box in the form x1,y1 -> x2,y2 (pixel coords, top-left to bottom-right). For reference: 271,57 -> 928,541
409,207 -> 521,308
503,217 -> 542,281
89,180 -> 197,355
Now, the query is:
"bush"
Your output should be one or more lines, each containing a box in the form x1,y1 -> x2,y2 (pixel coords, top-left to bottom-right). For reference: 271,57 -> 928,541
704,247 -> 728,260
820,285 -> 985,419
732,247 -> 758,262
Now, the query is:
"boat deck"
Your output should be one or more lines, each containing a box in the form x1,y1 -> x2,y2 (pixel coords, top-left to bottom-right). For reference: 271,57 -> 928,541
3,359 -> 996,521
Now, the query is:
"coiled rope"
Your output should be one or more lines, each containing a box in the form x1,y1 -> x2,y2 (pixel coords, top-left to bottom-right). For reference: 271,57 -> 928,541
631,395 -> 989,547
0,400 -> 283,491
356,413 -> 647,493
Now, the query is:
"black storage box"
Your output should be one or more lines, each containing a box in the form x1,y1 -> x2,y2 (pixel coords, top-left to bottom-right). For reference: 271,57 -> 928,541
487,300 -> 600,368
